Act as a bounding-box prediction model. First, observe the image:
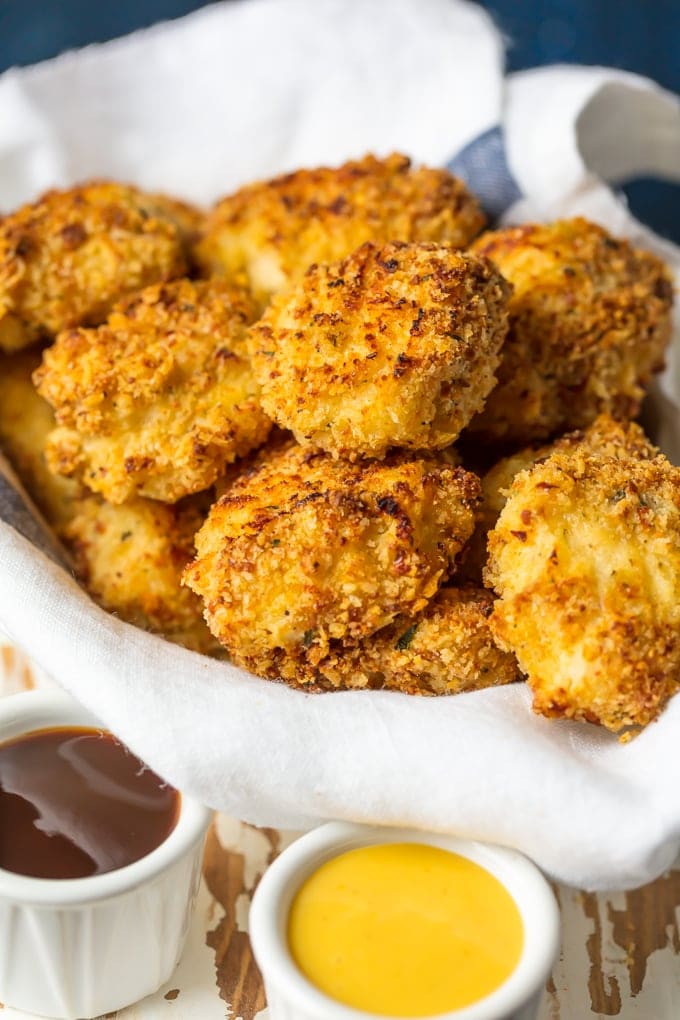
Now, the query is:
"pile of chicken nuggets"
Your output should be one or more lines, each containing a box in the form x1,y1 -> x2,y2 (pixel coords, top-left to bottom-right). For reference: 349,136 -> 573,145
0,152 -> 678,734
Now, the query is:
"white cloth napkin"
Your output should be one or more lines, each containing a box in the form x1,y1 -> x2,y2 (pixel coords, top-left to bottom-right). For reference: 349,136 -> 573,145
1,0 -> 679,891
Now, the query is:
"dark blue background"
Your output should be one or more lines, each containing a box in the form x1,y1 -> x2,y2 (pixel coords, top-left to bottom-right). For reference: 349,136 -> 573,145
0,0 -> 677,239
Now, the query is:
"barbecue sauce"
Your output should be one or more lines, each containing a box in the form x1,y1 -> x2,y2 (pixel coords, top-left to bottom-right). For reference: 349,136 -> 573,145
0,726 -> 180,879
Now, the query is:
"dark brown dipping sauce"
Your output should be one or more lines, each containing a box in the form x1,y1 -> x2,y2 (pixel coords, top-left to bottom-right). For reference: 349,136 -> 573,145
0,726 -> 180,879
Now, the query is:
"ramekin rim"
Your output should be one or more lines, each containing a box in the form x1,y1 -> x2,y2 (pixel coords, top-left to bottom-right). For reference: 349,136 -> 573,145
249,821 -> 561,1020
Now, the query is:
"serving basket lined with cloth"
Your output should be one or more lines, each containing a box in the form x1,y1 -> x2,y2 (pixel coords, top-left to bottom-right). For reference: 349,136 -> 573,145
1,0 -> 680,891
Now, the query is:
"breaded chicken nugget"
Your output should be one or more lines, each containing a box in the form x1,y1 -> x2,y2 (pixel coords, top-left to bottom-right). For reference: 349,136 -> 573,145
293,586 -> 521,693
195,153 -> 485,306
0,182 -> 196,352
461,415 -> 660,581
468,219 -> 674,443
183,442 -> 481,677
35,278 -> 272,503
0,350 -> 81,526
485,442 -> 680,731
63,494 -> 219,653
0,351 -> 218,651
248,242 -> 510,459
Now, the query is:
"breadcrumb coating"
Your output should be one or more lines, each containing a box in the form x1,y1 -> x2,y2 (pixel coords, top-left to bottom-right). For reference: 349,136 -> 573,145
183,442 -> 481,676
0,350 -> 81,526
63,494 -> 219,654
211,425 -> 295,502
485,440 -> 680,731
195,153 -> 485,306
468,218 -> 674,442
293,586 -> 521,693
0,351 -> 218,651
35,278 -> 272,503
248,242 -> 510,459
147,192 -> 204,249
460,415 -> 661,581
0,181 -> 197,351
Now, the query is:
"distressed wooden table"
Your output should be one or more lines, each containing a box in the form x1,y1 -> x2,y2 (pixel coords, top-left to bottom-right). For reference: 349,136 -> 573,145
2,637 -> 679,1020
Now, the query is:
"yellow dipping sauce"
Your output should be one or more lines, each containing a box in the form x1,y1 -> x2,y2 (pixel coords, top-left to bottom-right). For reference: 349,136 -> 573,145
287,842 -> 524,1017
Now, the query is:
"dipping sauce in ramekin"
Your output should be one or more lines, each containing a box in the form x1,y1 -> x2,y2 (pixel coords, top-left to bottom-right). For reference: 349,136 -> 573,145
0,690 -> 212,1020
0,725 -> 180,879
250,822 -> 560,1020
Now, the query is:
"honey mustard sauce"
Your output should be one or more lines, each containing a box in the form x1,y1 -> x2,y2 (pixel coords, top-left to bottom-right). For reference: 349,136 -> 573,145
288,841 -> 524,1017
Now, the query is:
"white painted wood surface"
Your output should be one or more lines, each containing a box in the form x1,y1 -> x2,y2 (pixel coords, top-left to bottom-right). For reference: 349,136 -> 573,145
1,635 -> 678,1020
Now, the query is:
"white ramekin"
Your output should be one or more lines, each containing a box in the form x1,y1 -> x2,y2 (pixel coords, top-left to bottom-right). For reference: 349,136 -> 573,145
0,689 -> 212,1019
250,822 -> 560,1020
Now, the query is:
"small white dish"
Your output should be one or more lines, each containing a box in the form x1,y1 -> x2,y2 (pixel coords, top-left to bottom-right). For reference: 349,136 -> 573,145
0,689 -> 212,1019
250,822 -> 560,1020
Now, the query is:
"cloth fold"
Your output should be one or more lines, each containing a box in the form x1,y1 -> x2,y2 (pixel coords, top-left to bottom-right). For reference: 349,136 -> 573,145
0,0 -> 679,890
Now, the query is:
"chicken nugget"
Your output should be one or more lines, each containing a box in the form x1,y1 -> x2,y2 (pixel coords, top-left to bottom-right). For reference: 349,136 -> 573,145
248,241 -> 510,459
183,442 -> 481,677
35,278 -> 272,503
482,415 -> 658,532
195,153 -> 485,306
0,350 -> 218,651
293,586 -> 521,693
468,218 -> 674,443
461,416 -> 660,582
485,441 -> 680,731
63,493 -> 219,654
0,350 -> 81,526
0,181 -> 201,352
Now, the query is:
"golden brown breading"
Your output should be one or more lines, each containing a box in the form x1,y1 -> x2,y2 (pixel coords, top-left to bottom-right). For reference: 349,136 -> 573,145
0,350 -> 219,651
248,242 -> 511,459
0,350 -> 81,526
63,493 -> 220,654
485,441 -> 680,731
212,425 -> 296,502
195,153 -> 485,306
35,278 -> 272,503
468,218 -> 674,443
183,442 -> 481,676
147,192 -> 205,249
292,586 -> 521,693
461,416 -> 660,582
0,182 -> 198,352
482,416 -> 658,531
458,446 -> 545,584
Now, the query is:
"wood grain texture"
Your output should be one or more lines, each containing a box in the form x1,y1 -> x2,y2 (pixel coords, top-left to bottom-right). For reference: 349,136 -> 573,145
549,880 -> 680,1018
583,890 -> 623,1014
203,822 -> 268,1019
608,872 -> 680,997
